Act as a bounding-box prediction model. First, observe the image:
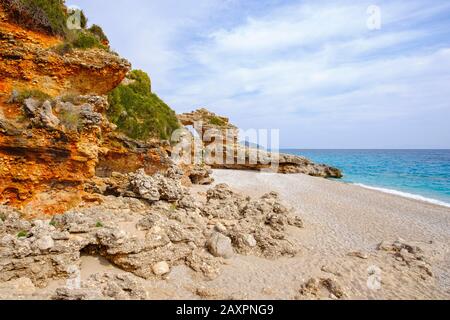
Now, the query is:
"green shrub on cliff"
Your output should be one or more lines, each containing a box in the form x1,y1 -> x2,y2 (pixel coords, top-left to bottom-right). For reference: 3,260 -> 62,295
3,0 -> 68,36
52,30 -> 107,55
108,70 -> 180,141
89,24 -> 109,44
68,30 -> 104,49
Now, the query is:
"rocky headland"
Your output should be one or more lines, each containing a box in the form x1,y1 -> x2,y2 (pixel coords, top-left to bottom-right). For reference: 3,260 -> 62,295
177,108 -> 342,178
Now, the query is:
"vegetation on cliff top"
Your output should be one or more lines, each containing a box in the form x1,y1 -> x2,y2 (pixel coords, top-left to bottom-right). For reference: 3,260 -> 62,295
2,0 -> 68,36
3,0 -> 109,51
107,70 -> 180,141
209,116 -> 227,127
66,30 -> 105,50
4,2 -> 178,141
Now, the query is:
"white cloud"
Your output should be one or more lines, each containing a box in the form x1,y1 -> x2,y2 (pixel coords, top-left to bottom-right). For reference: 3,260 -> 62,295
162,1 -> 450,148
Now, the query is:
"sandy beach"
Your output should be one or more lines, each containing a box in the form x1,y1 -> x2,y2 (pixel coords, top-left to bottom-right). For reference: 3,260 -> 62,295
186,169 -> 450,299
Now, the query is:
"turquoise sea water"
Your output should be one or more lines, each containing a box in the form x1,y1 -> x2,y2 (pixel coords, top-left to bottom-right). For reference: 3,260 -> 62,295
281,149 -> 450,207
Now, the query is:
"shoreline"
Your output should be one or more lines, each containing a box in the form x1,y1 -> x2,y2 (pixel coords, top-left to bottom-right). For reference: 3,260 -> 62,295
351,183 -> 450,209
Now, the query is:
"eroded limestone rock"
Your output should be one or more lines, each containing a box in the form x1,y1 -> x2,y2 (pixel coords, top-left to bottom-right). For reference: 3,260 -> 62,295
188,164 -> 214,185
297,277 -> 346,300
176,108 -> 342,178
202,185 -> 303,258
93,168 -> 187,203
207,232 -> 234,259
0,171 -> 304,288
53,273 -> 148,300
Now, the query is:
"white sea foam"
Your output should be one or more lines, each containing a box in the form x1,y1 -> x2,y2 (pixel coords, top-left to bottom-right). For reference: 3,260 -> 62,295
353,183 -> 450,208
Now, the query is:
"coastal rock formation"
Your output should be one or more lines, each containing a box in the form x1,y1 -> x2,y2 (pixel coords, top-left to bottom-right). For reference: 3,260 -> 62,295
177,108 -> 238,141
0,3 -> 193,216
84,166 -> 187,201
1,1 -> 446,302
0,95 -> 113,216
95,134 -> 174,179
0,169 -> 304,287
176,108 -> 342,178
0,3 -> 133,216
0,90 -> 178,217
0,0 -> 333,217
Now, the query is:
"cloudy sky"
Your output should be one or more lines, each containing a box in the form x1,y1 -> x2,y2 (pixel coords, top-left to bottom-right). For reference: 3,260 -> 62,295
69,0 -> 450,148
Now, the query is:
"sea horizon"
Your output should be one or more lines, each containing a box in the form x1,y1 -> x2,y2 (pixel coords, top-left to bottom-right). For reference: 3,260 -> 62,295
280,149 -> 450,207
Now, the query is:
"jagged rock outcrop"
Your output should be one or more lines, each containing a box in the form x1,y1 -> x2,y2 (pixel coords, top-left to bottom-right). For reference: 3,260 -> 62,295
0,94 -> 113,216
0,90 -> 182,217
176,109 -> 342,178
85,166 -> 187,200
177,108 -> 238,140
0,170 -> 304,287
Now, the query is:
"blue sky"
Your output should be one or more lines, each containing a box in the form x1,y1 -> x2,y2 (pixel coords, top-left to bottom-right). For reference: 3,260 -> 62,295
69,0 -> 450,148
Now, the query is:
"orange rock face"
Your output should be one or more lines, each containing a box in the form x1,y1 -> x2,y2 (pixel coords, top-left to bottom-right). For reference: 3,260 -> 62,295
0,6 -> 130,101
0,131 -> 95,216
0,6 -> 132,217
